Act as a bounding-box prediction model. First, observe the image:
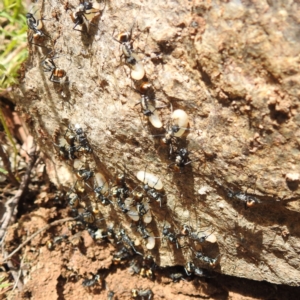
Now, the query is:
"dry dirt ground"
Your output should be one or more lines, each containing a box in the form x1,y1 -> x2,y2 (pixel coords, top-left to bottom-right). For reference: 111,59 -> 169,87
1,176 -> 300,300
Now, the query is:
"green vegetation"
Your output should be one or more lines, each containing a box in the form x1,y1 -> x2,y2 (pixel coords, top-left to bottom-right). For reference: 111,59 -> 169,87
0,275 -> 12,291
0,0 -> 28,90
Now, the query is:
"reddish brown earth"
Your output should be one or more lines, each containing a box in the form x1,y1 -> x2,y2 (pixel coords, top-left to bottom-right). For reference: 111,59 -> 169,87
2,190 -> 300,300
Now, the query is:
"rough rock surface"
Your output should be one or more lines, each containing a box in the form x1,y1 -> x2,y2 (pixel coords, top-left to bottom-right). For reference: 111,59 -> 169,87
12,0 -> 300,287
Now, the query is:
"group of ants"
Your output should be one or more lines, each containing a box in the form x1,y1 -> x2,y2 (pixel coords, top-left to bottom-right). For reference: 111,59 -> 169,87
24,1 -> 264,299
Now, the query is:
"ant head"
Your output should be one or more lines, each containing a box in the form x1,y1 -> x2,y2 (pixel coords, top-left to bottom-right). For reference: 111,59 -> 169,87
26,13 -> 33,19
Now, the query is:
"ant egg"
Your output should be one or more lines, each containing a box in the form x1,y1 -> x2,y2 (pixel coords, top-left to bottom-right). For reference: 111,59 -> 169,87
148,104 -> 163,128
171,109 -> 189,137
73,158 -> 83,169
136,171 -> 163,190
143,203 -> 152,224
146,235 -> 155,250
130,56 -> 145,80
127,208 -> 140,222
205,232 -> 217,243
95,172 -> 108,193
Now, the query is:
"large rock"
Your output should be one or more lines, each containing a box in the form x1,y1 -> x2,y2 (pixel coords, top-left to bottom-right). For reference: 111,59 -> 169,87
12,0 -> 300,286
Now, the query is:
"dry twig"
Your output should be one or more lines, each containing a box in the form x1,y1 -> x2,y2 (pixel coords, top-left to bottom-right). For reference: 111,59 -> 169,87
0,144 -> 38,241
2,217 -> 75,263
0,144 -> 19,186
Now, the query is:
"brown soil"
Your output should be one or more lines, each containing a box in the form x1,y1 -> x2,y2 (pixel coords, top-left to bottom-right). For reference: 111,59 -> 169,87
2,190 -> 300,300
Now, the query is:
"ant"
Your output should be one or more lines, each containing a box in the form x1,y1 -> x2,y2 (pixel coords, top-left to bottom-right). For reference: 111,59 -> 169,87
168,148 -> 196,172
70,2 -> 89,32
113,246 -> 133,263
131,288 -> 153,300
41,53 -> 67,84
112,20 -> 145,80
46,234 -> 69,250
137,169 -> 165,207
70,1 -> 101,32
184,262 -> 213,278
86,174 -> 112,206
75,167 -> 94,182
87,226 -> 107,241
190,247 -> 220,268
82,274 -> 101,287
117,228 -> 143,256
136,221 -> 151,240
227,189 -> 261,209
107,291 -> 115,300
67,190 -> 80,209
94,182 -> 112,205
53,141 -> 77,161
112,172 -> 131,211
75,209 -> 95,224
159,222 -> 183,249
181,224 -> 216,244
26,9 -> 50,47
71,124 -> 92,153
112,23 -> 135,62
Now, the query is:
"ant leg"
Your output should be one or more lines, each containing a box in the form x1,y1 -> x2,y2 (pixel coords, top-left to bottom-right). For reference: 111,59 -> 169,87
73,21 -> 84,32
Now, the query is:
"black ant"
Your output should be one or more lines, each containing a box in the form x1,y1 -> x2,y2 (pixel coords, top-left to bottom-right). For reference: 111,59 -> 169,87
94,184 -> 112,206
136,221 -> 151,240
169,271 -> 186,283
67,190 -> 80,209
87,226 -> 107,241
138,169 -> 165,207
117,228 -> 143,256
75,168 -> 94,182
181,224 -> 216,244
41,54 -> 67,84
86,175 -> 112,206
190,247 -> 220,268
46,234 -> 69,250
72,124 -> 92,153
26,10 -> 50,47
70,2 -> 88,32
227,189 -> 261,209
159,222 -> 182,249
140,255 -> 156,279
113,246 -> 133,263
168,148 -> 196,172
131,288 -> 153,300
112,20 -> 145,80
112,172 -> 131,211
184,262 -> 212,278
82,274 -> 101,287
107,291 -> 115,300
75,208 -> 95,224
112,23 -> 135,62
53,142 -> 77,161
70,1 -> 101,32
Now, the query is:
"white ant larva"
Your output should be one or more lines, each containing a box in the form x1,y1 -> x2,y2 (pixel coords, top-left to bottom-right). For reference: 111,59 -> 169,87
205,231 -> 217,243
142,202 -> 152,224
146,234 -> 155,250
171,109 -> 189,137
73,158 -> 83,169
136,171 -> 163,190
94,172 -> 109,193
147,103 -> 163,128
124,198 -> 140,221
129,54 -> 145,80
